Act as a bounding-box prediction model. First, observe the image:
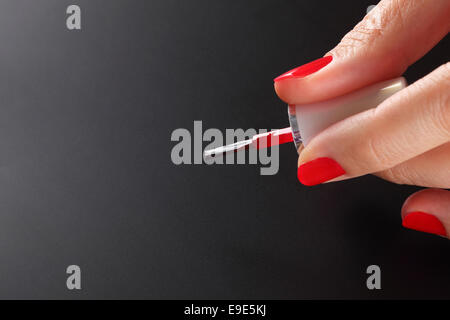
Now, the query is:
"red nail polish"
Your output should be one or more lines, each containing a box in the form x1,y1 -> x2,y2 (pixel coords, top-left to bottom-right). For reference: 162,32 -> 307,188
274,56 -> 332,82
297,157 -> 345,186
402,211 -> 447,237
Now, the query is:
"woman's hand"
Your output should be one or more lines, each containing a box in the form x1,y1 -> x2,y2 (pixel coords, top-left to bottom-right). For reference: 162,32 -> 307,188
274,0 -> 450,238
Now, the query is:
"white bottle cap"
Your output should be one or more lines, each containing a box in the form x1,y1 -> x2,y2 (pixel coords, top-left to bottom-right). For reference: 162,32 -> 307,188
288,77 -> 407,151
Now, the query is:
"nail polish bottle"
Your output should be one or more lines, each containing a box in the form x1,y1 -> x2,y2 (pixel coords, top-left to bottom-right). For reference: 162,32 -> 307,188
204,77 -> 407,158
288,77 -> 407,150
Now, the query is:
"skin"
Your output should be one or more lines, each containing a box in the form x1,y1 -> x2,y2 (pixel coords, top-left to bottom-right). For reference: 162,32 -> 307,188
274,0 -> 450,237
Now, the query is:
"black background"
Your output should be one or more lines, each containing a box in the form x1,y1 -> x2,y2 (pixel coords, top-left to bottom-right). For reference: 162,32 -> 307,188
0,0 -> 448,299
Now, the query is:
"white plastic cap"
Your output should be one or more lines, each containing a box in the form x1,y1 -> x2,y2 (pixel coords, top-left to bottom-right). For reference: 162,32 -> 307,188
288,77 -> 407,150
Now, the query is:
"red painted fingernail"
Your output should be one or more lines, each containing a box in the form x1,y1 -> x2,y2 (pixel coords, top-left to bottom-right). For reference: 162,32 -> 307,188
297,157 -> 345,186
402,211 -> 447,237
274,56 -> 333,82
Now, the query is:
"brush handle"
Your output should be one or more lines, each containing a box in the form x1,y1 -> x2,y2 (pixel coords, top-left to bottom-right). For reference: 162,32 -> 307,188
252,127 -> 293,149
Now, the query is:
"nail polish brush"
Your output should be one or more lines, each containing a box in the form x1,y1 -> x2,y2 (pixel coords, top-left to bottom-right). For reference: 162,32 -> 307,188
204,77 -> 406,158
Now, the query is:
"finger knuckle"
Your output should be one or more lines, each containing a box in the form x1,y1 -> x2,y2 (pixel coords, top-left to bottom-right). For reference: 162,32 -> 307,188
354,109 -> 399,171
379,168 -> 405,184
380,167 -> 414,185
363,134 -> 395,171
333,0 -> 406,56
336,21 -> 383,55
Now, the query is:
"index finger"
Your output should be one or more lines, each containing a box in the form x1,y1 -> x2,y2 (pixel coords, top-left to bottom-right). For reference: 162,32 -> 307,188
274,0 -> 450,104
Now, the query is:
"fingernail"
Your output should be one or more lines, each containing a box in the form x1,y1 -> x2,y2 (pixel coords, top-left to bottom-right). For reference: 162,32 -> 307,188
402,211 -> 447,237
297,157 -> 345,186
274,56 -> 333,82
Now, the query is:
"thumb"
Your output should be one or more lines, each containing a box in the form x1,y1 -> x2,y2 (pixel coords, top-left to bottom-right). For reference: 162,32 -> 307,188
274,0 -> 450,104
401,189 -> 450,239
